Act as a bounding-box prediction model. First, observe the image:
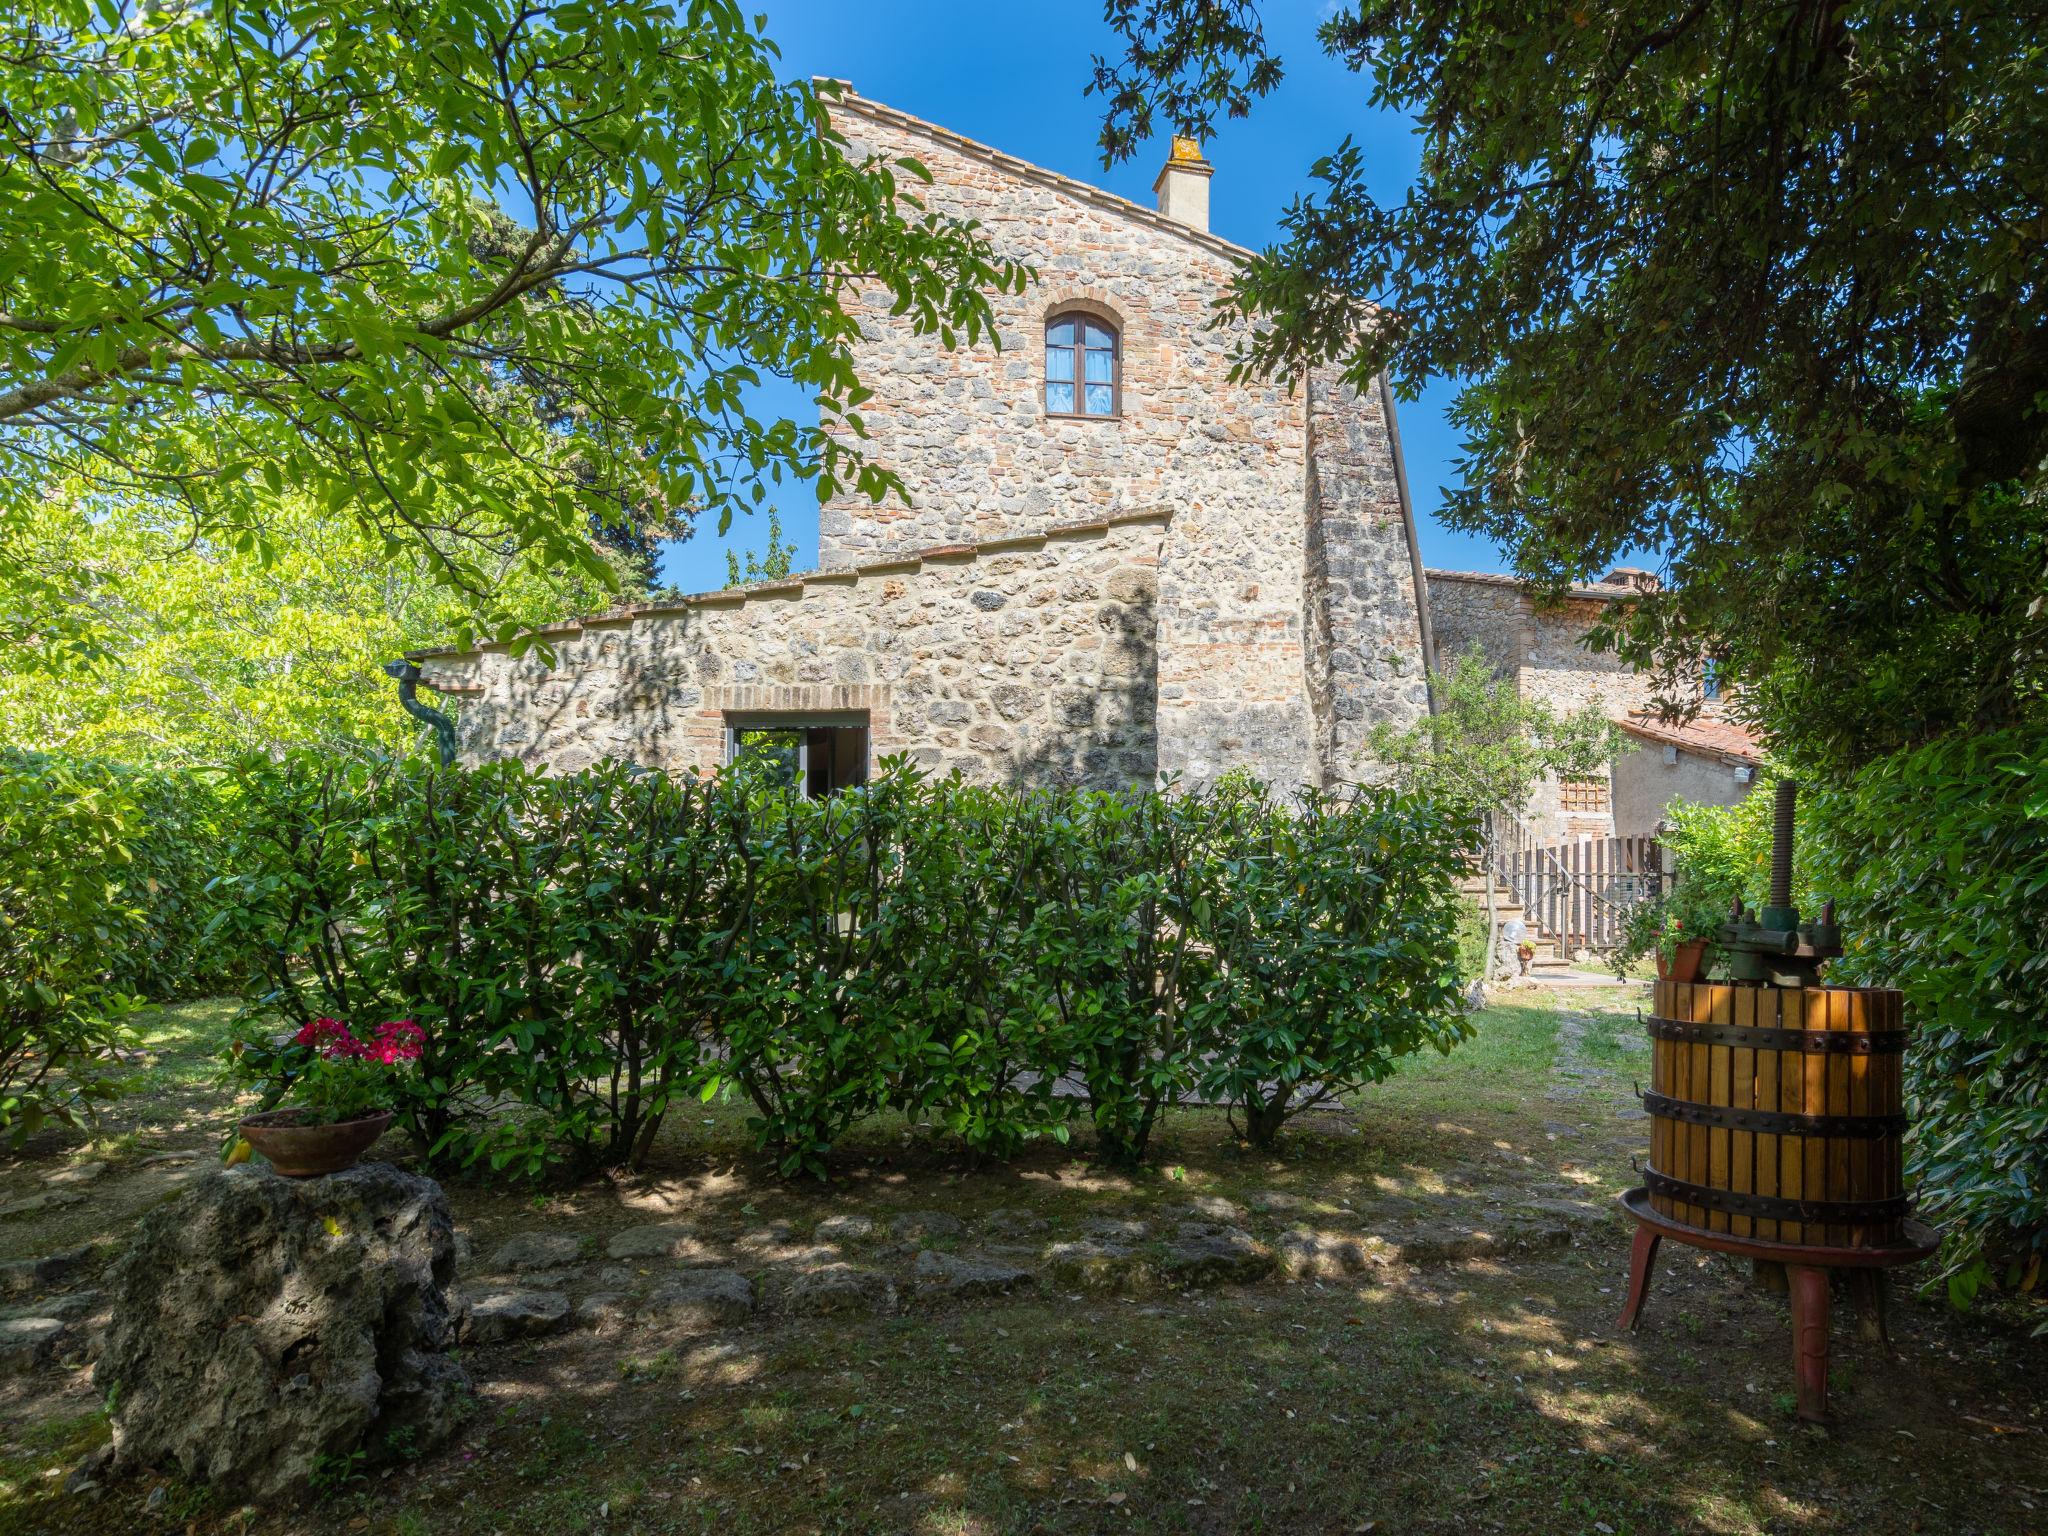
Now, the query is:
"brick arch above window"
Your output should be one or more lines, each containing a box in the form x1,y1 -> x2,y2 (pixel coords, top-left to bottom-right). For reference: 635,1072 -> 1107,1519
1039,292 -> 1127,332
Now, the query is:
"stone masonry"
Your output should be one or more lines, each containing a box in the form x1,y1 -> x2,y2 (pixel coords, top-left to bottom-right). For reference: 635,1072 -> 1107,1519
422,512 -> 1166,786
416,88 -> 1653,802
814,89 -> 1428,790
420,86 -> 1436,793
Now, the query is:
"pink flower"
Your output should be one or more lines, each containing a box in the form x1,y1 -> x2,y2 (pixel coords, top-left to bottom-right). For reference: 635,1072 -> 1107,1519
292,1017 -> 364,1059
290,1016 -> 425,1065
370,1019 -> 425,1063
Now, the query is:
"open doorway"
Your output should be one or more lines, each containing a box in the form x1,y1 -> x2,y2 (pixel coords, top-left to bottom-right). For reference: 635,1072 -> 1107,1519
725,715 -> 870,799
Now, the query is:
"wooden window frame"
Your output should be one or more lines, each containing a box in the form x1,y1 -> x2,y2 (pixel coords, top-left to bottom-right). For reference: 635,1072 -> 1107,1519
724,713 -> 870,800
1044,311 -> 1121,421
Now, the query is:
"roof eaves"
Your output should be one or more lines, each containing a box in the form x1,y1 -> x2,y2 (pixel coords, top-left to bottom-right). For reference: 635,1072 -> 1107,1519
819,84 -> 1257,267
1616,715 -> 1762,766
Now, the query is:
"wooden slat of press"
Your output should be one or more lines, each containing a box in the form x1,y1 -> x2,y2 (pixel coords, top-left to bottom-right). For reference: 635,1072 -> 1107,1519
1671,991 -> 1687,1236
1886,991 -> 1907,1234
1778,988 -> 1807,1244
1848,988 -> 1872,1246
1818,991 -> 1851,1245
1679,991 -> 1695,1236
1708,984 -> 1733,1234
1686,981 -> 1710,1229
1650,993 -> 1671,1221
1710,981 -> 1728,1230
1831,989 -> 1856,1245
1729,986 -> 1756,1239
1665,983 -> 1687,1222
1753,991 -> 1781,1244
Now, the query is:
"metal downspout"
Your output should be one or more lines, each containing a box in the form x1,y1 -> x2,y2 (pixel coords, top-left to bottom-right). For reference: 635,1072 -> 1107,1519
1378,371 -> 1439,715
383,658 -> 458,767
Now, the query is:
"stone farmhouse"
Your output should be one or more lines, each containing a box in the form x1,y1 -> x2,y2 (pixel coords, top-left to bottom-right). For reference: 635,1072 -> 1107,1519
413,86 -> 1750,840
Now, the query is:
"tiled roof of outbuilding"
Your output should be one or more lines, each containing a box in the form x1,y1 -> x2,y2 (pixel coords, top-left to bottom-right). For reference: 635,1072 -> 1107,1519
1618,713 -> 1762,766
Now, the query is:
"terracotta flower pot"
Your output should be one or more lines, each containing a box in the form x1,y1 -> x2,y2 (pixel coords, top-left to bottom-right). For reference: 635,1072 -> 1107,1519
1657,938 -> 1708,983
238,1109 -> 393,1178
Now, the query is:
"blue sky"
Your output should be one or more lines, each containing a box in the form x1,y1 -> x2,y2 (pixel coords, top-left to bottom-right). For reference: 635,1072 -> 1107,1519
658,0 -> 1505,593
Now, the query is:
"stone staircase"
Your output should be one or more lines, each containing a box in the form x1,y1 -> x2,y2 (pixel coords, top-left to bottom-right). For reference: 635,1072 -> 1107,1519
1458,869 -> 1576,976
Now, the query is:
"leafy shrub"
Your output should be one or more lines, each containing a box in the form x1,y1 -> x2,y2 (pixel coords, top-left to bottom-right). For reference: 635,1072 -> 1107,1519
0,756 -> 146,1142
702,764 -> 937,1176
1,749 -> 246,1001
1806,730 -> 2048,1306
221,755 -> 1473,1176
222,757 -> 730,1173
885,783 -> 1075,1159
530,764 -> 732,1171
221,757 -> 522,1165
1189,778 -> 1475,1146
1016,788 -> 1216,1168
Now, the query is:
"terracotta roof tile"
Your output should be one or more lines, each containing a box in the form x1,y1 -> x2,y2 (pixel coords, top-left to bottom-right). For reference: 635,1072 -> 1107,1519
1618,713 -> 1762,766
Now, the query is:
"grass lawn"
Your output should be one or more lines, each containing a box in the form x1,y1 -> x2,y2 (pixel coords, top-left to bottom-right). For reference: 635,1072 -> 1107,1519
0,986 -> 2042,1535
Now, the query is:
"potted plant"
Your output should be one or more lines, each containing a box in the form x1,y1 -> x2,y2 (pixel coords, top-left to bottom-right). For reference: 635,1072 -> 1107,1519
236,1017 -> 424,1177
1615,888 -> 1725,983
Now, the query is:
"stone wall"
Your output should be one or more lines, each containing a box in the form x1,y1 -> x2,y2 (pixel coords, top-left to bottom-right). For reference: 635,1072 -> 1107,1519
815,92 -> 1428,790
1424,571 -> 1527,680
1425,571 -> 1664,839
1612,739 -> 1755,842
418,512 -> 1167,789
1304,369 -> 1432,782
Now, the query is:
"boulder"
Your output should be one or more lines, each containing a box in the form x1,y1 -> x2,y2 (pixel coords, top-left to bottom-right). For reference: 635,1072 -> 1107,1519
890,1211 -> 964,1244
0,1316 -> 66,1372
0,1244 -> 91,1299
778,1264 -> 896,1316
979,1208 -> 1050,1238
909,1251 -> 1036,1302
1277,1229 -> 1389,1280
606,1222 -> 723,1264
1179,1195 -> 1247,1227
1162,1227 -> 1274,1287
488,1232 -> 585,1272
813,1214 -> 876,1243
635,1270 -> 755,1333
1043,1239 -> 1154,1295
461,1290 -> 569,1344
95,1163 -> 470,1505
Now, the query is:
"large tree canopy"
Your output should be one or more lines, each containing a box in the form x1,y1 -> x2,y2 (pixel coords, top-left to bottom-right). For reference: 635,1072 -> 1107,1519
0,0 -> 1024,654
1094,0 -> 2045,766
0,485 -> 626,763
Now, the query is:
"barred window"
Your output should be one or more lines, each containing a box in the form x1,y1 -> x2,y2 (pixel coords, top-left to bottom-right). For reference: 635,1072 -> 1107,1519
1559,775 -> 1610,813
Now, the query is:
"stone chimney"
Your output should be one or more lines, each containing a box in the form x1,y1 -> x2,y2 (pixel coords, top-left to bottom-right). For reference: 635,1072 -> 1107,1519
1152,136 -> 1213,232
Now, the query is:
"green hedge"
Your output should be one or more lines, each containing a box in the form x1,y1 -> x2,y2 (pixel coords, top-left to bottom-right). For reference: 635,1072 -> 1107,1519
1807,730 -> 2048,1305
0,750 -> 248,1143
217,756 -> 1475,1176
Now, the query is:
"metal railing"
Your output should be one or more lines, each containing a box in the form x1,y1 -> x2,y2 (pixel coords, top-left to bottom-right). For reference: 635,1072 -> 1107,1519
1481,813 -> 1668,954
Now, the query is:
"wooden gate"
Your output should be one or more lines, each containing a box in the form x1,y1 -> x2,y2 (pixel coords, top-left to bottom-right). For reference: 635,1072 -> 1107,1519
1488,821 -> 1668,954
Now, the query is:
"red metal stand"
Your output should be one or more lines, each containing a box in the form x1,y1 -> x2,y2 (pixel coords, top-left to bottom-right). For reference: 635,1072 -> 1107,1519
1617,1187 -> 1936,1423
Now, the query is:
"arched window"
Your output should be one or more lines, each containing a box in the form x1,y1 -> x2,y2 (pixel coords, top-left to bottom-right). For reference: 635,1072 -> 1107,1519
1045,313 -> 1119,417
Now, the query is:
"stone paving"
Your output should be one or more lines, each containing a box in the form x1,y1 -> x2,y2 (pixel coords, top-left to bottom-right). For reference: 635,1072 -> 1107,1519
430,1186 -> 1608,1353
